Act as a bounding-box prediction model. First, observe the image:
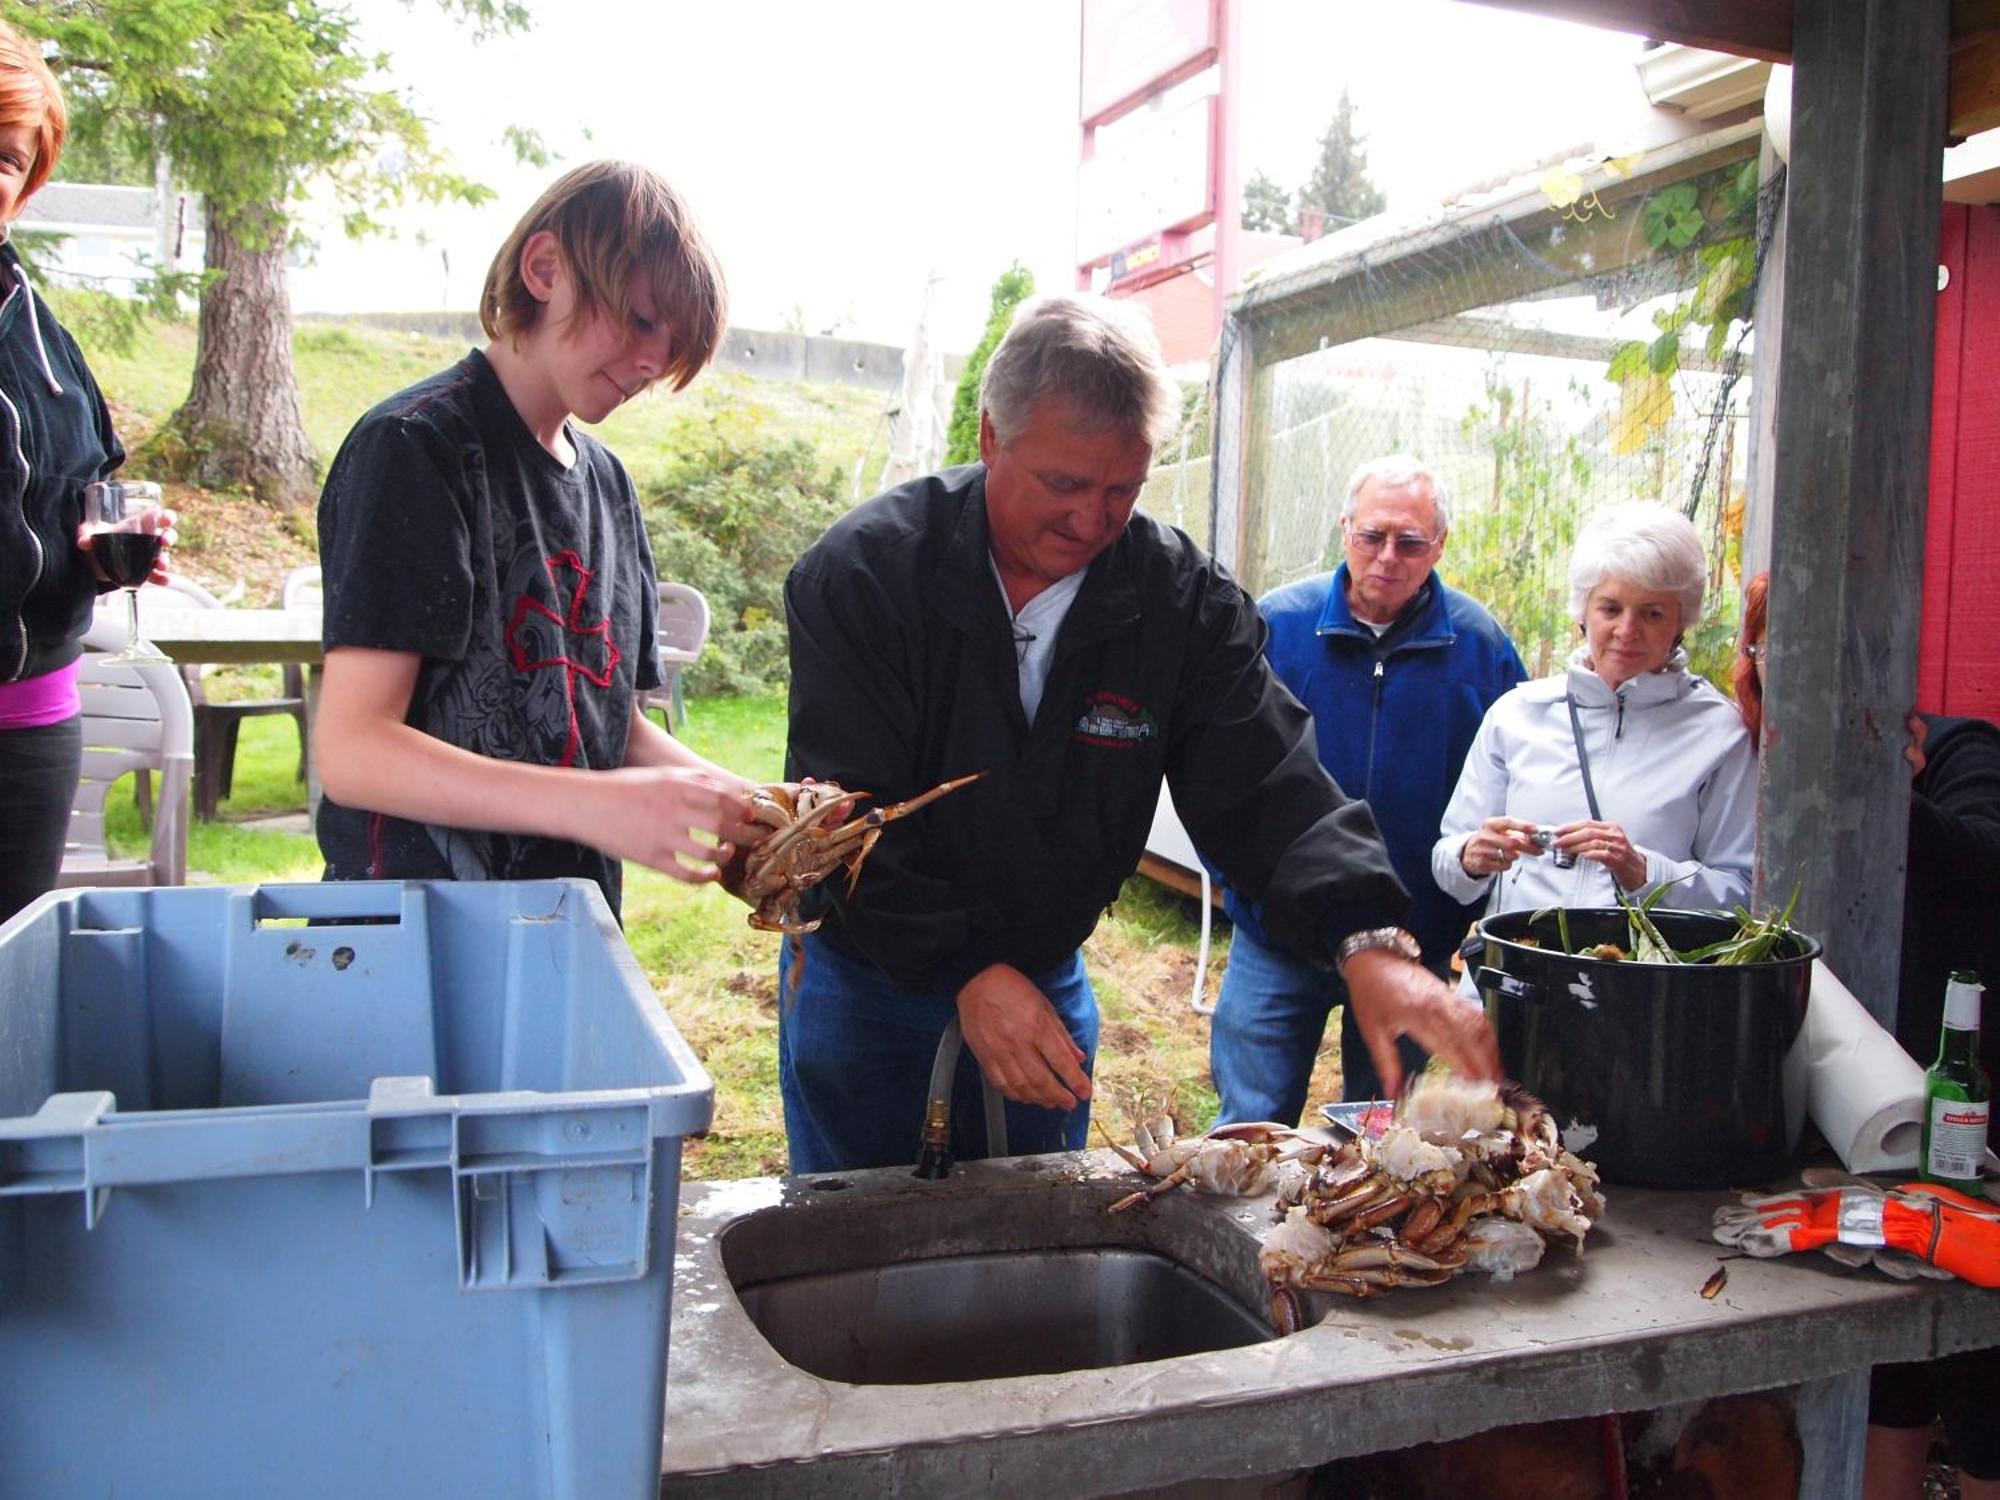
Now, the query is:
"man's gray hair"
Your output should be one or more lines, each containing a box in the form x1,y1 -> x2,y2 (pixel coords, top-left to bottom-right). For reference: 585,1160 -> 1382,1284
1340,453 -> 1451,531
980,294 -> 1182,449
1567,501 -> 1707,623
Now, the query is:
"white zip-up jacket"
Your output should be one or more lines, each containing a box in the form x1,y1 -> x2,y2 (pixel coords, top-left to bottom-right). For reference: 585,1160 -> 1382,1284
1432,646 -> 1757,922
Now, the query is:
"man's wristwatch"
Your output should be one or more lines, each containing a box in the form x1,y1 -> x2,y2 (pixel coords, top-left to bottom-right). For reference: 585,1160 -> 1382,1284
1334,925 -> 1422,971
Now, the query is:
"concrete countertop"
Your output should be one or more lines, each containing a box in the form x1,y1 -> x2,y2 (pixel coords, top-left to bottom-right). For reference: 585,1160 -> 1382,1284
660,1148 -> 2000,1498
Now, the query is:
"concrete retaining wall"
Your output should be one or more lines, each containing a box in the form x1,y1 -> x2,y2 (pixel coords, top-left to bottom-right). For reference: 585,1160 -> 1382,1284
316,313 -> 957,391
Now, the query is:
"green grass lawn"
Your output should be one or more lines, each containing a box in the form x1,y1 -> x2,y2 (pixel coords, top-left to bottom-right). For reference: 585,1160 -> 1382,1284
109,690 -> 1249,1182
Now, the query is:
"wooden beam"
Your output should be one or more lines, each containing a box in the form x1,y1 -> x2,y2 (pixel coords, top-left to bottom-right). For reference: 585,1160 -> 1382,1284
1468,0 -> 2000,144
1956,1 -> 2000,40
1950,29 -> 2000,139
1464,0 -> 1792,61
1760,0 -> 1948,1024
1136,854 -> 1227,908
1475,0 -> 1993,46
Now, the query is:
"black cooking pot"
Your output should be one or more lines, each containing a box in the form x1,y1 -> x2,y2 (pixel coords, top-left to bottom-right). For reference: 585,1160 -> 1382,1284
1474,907 -> 1821,1190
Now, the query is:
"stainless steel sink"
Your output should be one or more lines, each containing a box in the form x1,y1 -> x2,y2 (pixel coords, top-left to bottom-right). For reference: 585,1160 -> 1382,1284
714,1159 -> 1276,1385
735,1245 -> 1271,1383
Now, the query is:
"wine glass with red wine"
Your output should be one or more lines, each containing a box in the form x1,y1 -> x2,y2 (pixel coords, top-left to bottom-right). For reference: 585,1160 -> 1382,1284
84,479 -> 167,663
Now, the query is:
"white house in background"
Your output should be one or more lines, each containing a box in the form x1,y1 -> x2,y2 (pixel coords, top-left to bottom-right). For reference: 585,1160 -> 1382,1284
14,180 -> 201,296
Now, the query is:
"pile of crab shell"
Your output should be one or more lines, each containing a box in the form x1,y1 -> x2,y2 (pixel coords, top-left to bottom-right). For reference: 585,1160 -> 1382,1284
1261,1076 -> 1606,1332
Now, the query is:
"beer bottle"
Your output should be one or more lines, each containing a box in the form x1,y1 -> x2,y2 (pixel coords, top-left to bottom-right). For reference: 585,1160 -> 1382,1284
1920,970 -> 1992,1194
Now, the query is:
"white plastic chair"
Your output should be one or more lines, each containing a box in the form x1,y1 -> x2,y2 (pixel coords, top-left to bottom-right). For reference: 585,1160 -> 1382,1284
281,564 -> 322,612
124,572 -> 307,817
640,581 -> 710,731
57,617 -> 194,888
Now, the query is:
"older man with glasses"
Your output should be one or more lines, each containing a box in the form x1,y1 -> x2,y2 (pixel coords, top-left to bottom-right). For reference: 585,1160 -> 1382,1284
1211,454 -> 1527,1122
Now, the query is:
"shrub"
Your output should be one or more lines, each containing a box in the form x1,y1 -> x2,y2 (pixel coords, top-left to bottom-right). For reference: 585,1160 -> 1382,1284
641,411 -> 848,696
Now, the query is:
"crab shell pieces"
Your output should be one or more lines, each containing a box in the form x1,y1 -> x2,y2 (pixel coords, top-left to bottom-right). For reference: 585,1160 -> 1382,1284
740,773 -> 986,934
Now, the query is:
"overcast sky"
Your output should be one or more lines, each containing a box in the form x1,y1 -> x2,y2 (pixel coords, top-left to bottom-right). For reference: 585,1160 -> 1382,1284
300,1 -> 1654,351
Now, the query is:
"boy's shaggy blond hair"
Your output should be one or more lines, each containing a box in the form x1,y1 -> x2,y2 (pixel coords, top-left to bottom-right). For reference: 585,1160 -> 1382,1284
481,160 -> 727,393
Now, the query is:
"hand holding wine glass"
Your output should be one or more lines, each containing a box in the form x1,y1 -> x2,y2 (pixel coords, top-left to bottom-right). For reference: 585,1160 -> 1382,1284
80,479 -> 175,662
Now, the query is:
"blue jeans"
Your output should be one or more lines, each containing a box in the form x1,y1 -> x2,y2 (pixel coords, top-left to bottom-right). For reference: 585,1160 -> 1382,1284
1210,927 -> 1428,1124
777,932 -> 1099,1175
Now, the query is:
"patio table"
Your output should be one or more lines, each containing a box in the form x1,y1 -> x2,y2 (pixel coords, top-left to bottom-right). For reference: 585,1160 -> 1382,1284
116,600 -> 326,808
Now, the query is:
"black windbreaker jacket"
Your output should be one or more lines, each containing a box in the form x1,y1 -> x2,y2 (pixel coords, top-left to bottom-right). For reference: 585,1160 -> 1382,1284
783,463 -> 1409,995
0,242 -> 125,684
1900,713 -> 2000,1077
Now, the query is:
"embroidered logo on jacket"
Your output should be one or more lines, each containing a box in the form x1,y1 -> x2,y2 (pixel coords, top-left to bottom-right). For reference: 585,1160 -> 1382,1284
1073,689 -> 1157,748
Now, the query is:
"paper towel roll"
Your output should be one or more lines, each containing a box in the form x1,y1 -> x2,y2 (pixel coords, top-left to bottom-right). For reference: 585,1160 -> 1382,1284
1799,958 -> 1925,1174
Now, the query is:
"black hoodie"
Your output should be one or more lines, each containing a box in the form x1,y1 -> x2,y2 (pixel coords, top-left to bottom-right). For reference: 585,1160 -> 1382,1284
0,241 -> 126,685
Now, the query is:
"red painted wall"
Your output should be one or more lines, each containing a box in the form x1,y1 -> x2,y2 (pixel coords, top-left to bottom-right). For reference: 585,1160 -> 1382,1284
1922,203 -> 2000,718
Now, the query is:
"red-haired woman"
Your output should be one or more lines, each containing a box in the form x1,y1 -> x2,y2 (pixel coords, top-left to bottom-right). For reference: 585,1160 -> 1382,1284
0,20 -> 170,922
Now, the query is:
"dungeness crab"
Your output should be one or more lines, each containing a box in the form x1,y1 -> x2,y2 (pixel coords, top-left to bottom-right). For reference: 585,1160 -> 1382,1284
741,774 -> 984,934
1099,1076 -> 1605,1332
1257,1076 -> 1604,1329
1098,1117 -> 1314,1213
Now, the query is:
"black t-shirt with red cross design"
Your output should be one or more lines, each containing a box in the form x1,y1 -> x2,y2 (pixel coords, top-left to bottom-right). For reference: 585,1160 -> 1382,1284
315,349 -> 664,918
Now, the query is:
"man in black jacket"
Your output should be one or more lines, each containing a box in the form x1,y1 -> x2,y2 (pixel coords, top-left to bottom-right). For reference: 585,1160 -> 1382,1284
777,295 -> 1498,1174
1866,711 -> 2000,1499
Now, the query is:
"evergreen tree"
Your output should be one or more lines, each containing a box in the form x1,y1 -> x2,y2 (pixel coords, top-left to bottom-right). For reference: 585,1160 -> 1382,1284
6,0 -> 526,508
1297,90 -> 1386,231
944,261 -> 1034,466
1241,168 -> 1295,235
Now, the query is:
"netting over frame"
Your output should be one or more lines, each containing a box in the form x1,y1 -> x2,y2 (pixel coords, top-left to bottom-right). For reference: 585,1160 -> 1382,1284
1151,133 -> 1782,684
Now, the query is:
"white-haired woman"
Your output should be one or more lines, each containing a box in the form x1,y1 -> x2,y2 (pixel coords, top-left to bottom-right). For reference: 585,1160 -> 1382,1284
1432,502 -> 1756,929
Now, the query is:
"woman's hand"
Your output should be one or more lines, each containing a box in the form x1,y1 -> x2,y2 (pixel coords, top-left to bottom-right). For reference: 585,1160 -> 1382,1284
1555,819 -> 1645,890
1905,712 -> 1928,779
76,507 -> 178,585
1459,815 -> 1538,878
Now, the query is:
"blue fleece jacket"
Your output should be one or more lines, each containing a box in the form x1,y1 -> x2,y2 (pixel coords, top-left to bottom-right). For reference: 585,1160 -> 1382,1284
1224,565 -> 1527,967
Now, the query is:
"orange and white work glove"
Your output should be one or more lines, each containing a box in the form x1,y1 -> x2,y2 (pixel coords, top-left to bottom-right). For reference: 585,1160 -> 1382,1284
1713,1183 -> 2000,1287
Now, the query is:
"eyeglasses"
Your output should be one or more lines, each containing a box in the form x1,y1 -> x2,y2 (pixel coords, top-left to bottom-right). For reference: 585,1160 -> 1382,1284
1347,527 -> 1439,560
1743,642 -> 1766,662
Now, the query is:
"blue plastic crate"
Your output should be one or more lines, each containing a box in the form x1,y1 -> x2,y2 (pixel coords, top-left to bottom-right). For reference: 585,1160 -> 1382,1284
0,879 -> 713,1500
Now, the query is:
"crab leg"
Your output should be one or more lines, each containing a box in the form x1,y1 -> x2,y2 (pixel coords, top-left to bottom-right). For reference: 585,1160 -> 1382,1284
869,771 -> 987,820
1401,1196 -> 1446,1244
750,788 -> 871,867
1095,1120 -> 1152,1175
801,771 -> 987,864
1108,1165 -> 1195,1214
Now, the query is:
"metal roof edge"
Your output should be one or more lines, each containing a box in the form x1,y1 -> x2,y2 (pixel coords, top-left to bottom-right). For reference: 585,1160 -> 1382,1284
1226,116 -> 1766,321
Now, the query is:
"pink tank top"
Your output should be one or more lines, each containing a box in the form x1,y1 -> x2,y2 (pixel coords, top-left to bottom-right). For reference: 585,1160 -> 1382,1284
0,659 -> 81,730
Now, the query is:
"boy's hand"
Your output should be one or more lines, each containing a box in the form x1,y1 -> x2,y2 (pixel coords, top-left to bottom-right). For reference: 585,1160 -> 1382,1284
580,766 -> 757,883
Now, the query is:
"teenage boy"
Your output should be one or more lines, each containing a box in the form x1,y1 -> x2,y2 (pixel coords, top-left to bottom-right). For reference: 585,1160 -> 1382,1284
314,161 -> 759,917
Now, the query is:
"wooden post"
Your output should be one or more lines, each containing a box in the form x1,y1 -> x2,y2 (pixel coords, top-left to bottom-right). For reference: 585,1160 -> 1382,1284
1760,0 -> 1948,1025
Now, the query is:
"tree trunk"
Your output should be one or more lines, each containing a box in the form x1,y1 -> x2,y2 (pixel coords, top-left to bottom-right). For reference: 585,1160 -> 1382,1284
162,199 -> 318,509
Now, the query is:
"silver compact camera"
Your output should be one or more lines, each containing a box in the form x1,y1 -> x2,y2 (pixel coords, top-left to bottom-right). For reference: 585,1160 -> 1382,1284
1530,829 -> 1577,868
